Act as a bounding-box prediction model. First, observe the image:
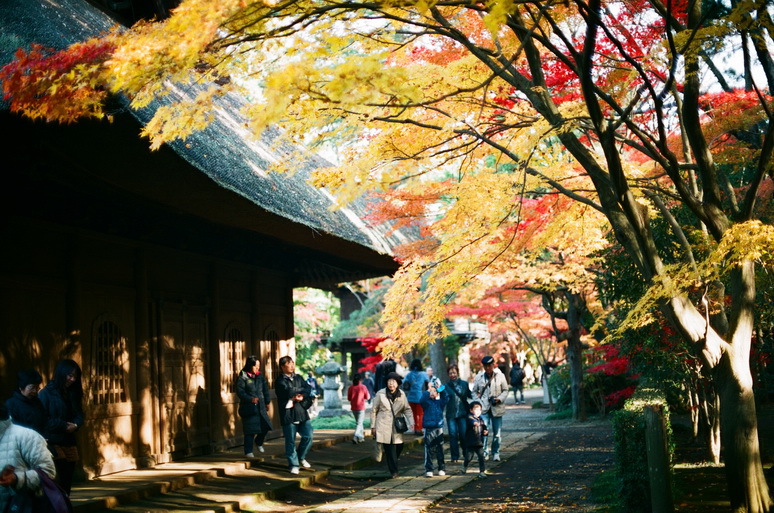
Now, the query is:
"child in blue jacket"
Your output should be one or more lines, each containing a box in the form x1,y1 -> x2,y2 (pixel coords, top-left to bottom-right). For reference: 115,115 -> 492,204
420,377 -> 448,477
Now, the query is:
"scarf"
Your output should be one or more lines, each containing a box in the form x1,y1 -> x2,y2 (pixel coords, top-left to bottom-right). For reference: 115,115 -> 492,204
385,387 -> 402,401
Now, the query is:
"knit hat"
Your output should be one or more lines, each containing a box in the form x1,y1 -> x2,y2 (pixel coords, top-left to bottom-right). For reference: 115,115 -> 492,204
17,369 -> 43,389
386,371 -> 403,385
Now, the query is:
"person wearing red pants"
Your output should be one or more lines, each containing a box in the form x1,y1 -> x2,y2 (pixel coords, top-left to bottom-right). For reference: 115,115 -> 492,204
402,359 -> 429,435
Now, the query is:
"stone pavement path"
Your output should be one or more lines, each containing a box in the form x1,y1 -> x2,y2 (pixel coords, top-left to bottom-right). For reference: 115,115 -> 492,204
306,392 -> 551,513
69,429 -> 390,513
69,388 -> 572,513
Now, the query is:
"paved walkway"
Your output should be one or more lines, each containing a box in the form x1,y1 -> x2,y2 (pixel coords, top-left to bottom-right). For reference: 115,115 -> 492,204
313,396 -> 548,513
70,428 -> 403,513
68,389 -> 548,512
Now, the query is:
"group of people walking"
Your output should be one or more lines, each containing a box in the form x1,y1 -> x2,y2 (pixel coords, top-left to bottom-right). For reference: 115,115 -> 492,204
1,352 -> 524,512
1,359 -> 84,512
236,352 -> 517,480
236,355 -> 317,475
368,355 -> 521,480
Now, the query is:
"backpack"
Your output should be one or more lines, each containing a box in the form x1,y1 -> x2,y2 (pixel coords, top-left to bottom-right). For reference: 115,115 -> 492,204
510,366 -> 525,386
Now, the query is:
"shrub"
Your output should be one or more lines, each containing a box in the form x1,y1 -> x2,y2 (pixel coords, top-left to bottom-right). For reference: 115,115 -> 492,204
311,414 -> 371,430
546,409 -> 573,421
611,387 -> 672,513
547,345 -> 638,416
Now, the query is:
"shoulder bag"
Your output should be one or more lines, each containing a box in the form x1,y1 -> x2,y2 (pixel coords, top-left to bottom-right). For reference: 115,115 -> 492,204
390,398 -> 409,433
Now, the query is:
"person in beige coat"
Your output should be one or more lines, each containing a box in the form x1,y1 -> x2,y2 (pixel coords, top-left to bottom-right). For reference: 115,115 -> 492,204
371,371 -> 412,478
472,355 -> 510,461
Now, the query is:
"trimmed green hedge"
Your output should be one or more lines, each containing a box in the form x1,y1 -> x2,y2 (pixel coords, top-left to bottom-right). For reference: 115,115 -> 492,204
611,387 -> 673,513
311,413 -> 371,430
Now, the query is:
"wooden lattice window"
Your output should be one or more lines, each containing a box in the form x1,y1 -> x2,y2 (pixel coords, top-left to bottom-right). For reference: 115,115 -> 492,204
264,327 -> 280,386
221,326 -> 246,394
94,319 -> 128,405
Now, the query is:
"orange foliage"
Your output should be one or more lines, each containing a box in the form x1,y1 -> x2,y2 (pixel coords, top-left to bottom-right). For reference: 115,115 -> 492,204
0,39 -> 115,122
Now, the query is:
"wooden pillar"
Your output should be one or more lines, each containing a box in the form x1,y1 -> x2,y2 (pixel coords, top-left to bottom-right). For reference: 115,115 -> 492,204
644,405 -> 674,513
134,249 -> 157,467
208,261 -> 221,453
64,235 -> 82,360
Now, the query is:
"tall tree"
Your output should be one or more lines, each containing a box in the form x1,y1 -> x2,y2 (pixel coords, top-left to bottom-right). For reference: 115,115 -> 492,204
437,201 -> 608,421
3,0 -> 774,510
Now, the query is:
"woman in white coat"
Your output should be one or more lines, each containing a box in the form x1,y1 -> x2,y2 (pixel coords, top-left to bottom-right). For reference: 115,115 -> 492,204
0,403 -> 57,511
371,371 -> 412,478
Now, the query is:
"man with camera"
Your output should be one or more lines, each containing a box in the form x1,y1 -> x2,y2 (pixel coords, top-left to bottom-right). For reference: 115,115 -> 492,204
471,355 -> 510,461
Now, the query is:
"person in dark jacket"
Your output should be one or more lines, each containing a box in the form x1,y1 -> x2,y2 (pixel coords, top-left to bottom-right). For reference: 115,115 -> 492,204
510,360 -> 526,404
420,379 -> 448,476
5,369 -> 46,435
463,401 -> 488,479
274,356 -> 314,474
39,359 -> 83,495
306,372 -> 321,397
362,371 -> 376,404
236,356 -> 273,458
444,363 -> 471,463
374,359 -> 397,392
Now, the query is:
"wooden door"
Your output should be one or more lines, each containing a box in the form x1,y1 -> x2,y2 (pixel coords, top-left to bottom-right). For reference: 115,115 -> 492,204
158,302 -> 211,458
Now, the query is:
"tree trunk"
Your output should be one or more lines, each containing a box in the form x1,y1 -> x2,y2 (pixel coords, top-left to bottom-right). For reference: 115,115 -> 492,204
565,291 -> 586,421
708,392 -> 721,465
718,355 -> 770,513
689,382 -> 699,438
567,336 -> 585,421
716,261 -> 770,513
665,261 -> 770,512
699,378 -> 721,465
429,336 -> 446,382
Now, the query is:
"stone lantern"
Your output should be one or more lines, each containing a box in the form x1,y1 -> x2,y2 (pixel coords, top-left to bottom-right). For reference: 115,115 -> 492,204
316,359 -> 347,417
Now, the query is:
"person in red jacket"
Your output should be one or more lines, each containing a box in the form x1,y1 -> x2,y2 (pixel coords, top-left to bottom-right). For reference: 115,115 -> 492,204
347,374 -> 371,443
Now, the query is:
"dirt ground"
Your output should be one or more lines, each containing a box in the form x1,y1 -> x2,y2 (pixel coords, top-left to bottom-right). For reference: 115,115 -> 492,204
429,424 -> 615,513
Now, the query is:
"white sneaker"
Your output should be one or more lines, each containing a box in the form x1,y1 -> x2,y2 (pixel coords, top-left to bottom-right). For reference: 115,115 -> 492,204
425,471 -> 433,477
245,453 -> 255,458
493,454 -> 501,461
438,470 -> 446,476
483,451 -> 490,460
290,467 -> 300,474
257,446 -> 265,453
300,459 -> 311,468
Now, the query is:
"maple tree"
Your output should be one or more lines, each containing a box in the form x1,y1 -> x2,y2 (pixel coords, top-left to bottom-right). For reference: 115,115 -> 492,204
597,232 -> 727,462
414,186 -> 609,419
448,290 -> 567,407
3,0 -> 774,509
